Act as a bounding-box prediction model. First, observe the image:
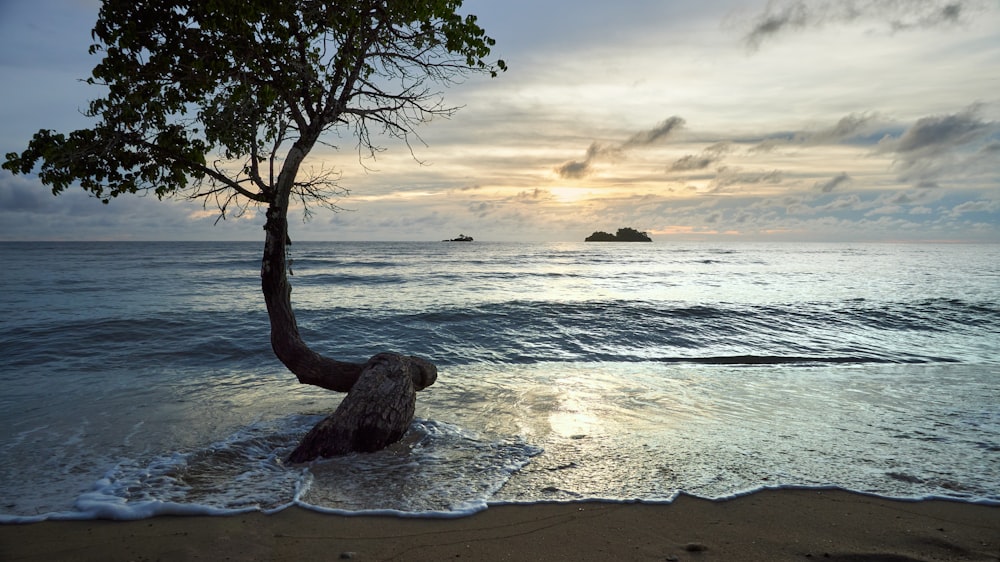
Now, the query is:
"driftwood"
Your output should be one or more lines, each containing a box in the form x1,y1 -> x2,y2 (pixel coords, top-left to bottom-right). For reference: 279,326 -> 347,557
287,353 -> 437,463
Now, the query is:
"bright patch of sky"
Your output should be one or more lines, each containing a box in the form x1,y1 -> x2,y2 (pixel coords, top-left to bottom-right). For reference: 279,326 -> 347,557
1,0 -> 997,241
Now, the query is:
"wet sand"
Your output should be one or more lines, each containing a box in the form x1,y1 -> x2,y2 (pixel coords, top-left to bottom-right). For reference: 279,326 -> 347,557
1,489 -> 997,561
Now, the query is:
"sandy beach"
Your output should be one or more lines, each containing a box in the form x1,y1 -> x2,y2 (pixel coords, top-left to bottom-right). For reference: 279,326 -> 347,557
1,489 -> 996,561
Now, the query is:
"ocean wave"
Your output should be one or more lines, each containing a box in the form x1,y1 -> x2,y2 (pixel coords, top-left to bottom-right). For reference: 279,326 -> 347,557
297,298 -> 996,365
5,296 -> 991,373
0,313 -> 272,372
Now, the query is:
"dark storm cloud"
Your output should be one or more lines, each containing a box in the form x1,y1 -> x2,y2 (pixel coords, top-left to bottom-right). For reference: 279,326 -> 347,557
556,117 -> 685,179
814,172 -> 852,193
741,0 -> 985,50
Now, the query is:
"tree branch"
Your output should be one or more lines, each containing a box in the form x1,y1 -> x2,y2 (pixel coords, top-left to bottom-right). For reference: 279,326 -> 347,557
137,138 -> 269,203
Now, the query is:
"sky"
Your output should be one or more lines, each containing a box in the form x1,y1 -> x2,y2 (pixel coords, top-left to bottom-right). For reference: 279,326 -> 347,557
1,0 -> 998,242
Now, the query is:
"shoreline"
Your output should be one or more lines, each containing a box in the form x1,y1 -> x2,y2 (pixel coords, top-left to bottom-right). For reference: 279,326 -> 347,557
2,489 -> 997,561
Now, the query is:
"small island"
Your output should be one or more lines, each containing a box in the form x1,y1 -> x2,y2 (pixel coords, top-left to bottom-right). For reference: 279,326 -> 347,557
443,234 -> 474,242
585,227 -> 652,242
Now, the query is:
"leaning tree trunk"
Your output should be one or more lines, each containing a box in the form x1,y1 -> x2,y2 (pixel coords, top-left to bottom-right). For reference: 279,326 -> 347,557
261,202 -> 437,462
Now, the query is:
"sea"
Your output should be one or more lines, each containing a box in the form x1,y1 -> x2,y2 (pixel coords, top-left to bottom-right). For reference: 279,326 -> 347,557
0,241 -> 997,522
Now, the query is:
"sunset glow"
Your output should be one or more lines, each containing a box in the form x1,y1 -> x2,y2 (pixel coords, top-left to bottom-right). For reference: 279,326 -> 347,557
1,0 -> 997,242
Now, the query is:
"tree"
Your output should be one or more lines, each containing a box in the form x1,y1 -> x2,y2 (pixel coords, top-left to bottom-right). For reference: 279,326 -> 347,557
584,227 -> 652,242
3,0 -> 504,461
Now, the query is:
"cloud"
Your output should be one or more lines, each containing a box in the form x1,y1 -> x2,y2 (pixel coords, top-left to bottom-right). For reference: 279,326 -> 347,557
554,157 -> 592,180
883,108 -> 991,154
0,170 -> 278,241
726,107 -> 997,191
670,154 -> 717,172
951,199 -> 1000,216
556,117 -> 684,179
742,1 -> 811,50
0,171 -> 53,212
555,142 -> 622,179
814,172 -> 851,193
515,187 -> 551,202
709,167 -> 783,192
622,116 -> 685,147
817,194 -> 864,211
887,1 -> 967,31
978,142 -> 1000,155
741,0 -> 985,50
804,113 -> 886,145
669,142 -> 732,171
738,113 -> 895,154
859,189 -> 945,217
877,105 -> 999,186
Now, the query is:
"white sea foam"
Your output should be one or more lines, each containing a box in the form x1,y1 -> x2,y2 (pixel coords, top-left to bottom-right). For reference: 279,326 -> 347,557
295,419 -> 542,515
5,417 -> 541,521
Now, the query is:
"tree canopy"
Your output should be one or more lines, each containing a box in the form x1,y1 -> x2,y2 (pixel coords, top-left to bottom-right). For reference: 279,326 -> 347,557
3,0 -> 505,459
3,0 -> 504,217
585,227 -> 652,242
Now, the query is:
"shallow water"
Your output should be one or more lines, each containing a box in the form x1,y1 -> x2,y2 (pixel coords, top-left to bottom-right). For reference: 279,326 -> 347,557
0,241 -> 997,520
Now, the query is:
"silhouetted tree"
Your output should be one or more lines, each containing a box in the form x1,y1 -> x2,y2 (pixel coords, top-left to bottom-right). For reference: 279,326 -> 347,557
585,227 -> 651,242
614,227 -> 652,242
3,0 -> 504,461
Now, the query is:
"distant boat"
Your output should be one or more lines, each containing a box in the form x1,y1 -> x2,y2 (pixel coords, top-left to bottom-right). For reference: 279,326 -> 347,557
443,234 -> 474,242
